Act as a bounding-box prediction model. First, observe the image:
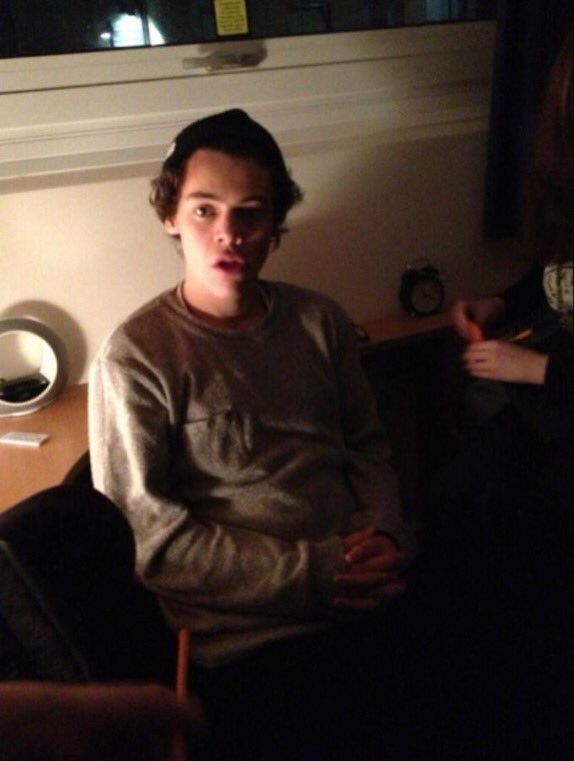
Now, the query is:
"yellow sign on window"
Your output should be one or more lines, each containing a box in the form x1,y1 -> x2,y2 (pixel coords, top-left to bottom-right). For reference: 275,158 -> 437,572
214,0 -> 249,37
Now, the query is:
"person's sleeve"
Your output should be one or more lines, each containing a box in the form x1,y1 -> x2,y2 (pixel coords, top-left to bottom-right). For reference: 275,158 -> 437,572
501,265 -> 572,406
500,265 -> 546,322
331,313 -> 414,555
88,352 -> 344,621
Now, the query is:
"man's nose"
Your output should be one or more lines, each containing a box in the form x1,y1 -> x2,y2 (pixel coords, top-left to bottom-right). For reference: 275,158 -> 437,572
216,213 -> 243,246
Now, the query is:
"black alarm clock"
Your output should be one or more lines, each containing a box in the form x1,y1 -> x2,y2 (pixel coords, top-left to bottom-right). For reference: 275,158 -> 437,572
399,259 -> 445,317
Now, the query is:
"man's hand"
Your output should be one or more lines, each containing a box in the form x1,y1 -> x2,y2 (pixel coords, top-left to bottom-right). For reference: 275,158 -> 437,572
463,340 -> 548,384
331,527 -> 408,613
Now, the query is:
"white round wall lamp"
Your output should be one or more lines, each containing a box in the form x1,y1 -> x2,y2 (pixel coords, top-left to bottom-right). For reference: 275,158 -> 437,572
0,318 -> 68,417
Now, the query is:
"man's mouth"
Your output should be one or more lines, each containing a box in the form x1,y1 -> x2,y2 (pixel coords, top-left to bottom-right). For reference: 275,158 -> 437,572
216,257 -> 247,274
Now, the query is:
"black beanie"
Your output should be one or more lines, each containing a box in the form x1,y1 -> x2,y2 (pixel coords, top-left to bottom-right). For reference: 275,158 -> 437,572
163,109 -> 287,174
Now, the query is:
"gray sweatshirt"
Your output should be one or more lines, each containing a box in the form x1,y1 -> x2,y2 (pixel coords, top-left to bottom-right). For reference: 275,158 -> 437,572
89,281 -> 411,666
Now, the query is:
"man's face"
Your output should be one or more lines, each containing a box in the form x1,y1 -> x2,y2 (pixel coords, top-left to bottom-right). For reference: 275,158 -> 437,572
165,148 -> 275,317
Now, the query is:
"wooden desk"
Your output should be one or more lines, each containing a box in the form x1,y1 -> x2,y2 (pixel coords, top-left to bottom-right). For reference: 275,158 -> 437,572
361,309 -> 452,351
0,309 -> 454,514
0,384 -> 88,512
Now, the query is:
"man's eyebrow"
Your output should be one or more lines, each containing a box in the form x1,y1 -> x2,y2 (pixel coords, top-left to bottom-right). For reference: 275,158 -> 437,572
184,191 -> 218,200
184,191 -> 269,204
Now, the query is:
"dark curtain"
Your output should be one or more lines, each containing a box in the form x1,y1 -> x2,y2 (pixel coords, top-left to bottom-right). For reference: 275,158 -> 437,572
483,1 -> 573,239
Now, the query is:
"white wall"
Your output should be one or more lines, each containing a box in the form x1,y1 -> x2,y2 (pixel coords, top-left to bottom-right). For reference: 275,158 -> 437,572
0,128 -> 528,384
0,24 -> 529,384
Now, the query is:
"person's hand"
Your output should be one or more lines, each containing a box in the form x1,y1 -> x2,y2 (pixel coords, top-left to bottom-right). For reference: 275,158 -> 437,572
331,526 -> 408,613
0,682 -> 204,761
452,296 -> 506,342
463,340 -> 549,384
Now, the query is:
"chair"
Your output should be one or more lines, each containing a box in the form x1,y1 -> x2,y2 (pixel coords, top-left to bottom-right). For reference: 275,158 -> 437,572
0,484 -> 175,683
62,450 -> 93,488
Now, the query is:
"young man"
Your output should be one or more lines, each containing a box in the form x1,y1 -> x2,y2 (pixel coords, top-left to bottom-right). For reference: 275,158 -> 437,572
89,109 -> 416,758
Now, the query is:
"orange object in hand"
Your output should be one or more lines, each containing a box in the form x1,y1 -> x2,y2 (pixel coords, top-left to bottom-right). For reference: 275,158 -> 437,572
468,321 -> 484,342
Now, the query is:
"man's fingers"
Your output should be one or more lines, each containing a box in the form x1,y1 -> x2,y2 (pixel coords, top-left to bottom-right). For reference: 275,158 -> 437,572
345,540 -> 407,568
333,572 -> 407,595
334,570 -> 387,590
342,525 -> 376,553
332,580 -> 407,610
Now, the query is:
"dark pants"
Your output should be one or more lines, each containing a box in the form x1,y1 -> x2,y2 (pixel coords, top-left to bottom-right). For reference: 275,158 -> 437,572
192,597 -> 438,761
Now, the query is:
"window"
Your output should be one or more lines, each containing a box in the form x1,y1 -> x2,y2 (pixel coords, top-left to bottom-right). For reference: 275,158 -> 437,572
1,1 -> 496,58
0,3 -> 497,183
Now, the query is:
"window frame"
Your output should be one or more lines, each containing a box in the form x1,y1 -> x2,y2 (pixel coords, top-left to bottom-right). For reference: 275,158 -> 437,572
1,22 -> 493,93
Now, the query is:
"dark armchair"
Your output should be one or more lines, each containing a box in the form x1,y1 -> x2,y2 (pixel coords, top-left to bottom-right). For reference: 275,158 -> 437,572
0,483 -> 175,684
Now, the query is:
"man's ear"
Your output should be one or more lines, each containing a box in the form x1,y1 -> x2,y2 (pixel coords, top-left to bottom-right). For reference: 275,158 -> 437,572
164,217 -> 179,236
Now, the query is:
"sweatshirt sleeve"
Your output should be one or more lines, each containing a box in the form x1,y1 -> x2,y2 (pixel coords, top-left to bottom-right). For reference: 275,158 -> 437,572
331,313 -> 414,555
88,348 -> 344,622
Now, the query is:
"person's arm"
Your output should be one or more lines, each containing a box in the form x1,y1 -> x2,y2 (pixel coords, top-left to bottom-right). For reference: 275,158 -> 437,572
89,354 -> 343,621
503,263 -> 573,404
462,341 -> 549,384
452,296 -> 506,341
454,265 -> 561,387
331,312 -> 412,552
326,313 -> 412,613
453,266 -> 547,343
0,682 -> 203,761
463,329 -> 572,404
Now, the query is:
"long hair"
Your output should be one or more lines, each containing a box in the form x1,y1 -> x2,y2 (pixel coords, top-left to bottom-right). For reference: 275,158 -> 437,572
524,31 -> 573,264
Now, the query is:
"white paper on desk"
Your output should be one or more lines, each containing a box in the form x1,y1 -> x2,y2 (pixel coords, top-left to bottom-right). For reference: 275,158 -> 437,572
0,432 -> 50,447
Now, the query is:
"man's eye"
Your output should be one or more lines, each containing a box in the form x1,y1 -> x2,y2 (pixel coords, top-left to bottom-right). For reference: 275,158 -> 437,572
236,207 -> 265,222
193,206 -> 212,218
